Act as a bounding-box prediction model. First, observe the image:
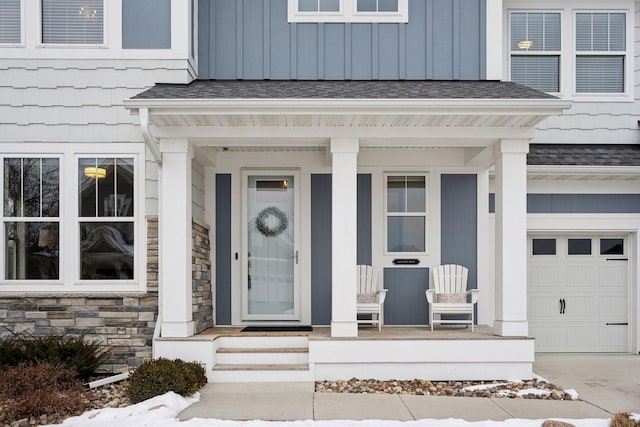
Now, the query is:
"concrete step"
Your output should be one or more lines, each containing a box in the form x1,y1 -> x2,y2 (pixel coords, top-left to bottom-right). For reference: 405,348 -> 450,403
215,336 -> 309,349
213,363 -> 309,371
207,365 -> 315,383
216,347 -> 309,365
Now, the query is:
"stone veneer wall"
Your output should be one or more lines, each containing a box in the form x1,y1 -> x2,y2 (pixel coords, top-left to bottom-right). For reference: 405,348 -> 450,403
0,217 -> 159,374
192,219 -> 213,333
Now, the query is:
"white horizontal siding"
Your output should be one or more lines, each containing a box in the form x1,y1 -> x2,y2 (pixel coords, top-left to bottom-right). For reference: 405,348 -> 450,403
532,101 -> 640,144
0,58 -> 189,216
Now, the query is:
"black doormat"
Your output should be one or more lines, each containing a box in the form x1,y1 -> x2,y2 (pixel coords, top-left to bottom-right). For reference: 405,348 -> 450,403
241,325 -> 313,332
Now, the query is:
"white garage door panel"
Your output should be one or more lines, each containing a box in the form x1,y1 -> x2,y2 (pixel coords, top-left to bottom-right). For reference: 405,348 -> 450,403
529,266 -> 560,287
566,266 -> 596,287
599,296 -> 627,317
529,296 -> 561,317
528,235 -> 629,353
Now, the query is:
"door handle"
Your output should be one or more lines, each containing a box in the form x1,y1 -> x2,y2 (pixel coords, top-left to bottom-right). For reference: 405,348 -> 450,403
295,250 -> 299,264
561,298 -> 566,315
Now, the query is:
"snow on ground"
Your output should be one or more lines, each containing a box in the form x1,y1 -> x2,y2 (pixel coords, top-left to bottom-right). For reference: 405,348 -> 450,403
45,392 -> 622,427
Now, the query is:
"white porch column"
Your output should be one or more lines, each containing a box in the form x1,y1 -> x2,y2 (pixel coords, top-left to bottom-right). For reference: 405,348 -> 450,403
330,138 -> 359,338
493,139 -> 529,336
159,139 -> 194,337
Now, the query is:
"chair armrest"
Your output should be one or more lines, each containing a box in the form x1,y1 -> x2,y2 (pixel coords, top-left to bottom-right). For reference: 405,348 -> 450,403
425,289 -> 435,304
468,289 -> 479,304
377,289 -> 388,304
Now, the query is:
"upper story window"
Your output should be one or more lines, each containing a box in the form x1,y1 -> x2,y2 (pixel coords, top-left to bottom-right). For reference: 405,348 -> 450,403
385,174 -> 428,254
298,0 -> 340,13
575,12 -> 626,93
357,0 -> 398,12
41,0 -> 104,45
510,12 -> 561,93
289,0 -> 407,22
0,0 -> 21,44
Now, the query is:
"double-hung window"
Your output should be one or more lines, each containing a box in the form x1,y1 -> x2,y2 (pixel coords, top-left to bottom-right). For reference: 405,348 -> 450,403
575,12 -> 626,93
41,0 -> 104,45
3,157 -> 60,281
289,0 -> 407,22
78,158 -> 135,281
385,174 -> 427,254
0,0 -> 21,44
510,12 -> 561,93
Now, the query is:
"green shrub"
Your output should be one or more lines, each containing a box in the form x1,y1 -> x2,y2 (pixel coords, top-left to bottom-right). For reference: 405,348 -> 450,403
127,358 -> 207,403
0,331 -> 108,381
0,362 -> 89,421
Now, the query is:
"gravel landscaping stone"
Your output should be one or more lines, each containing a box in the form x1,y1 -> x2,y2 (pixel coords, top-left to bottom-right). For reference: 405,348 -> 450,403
315,378 -> 576,400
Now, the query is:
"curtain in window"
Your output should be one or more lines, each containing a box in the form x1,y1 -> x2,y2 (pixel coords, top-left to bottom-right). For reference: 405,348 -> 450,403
41,0 -> 103,44
0,0 -> 21,44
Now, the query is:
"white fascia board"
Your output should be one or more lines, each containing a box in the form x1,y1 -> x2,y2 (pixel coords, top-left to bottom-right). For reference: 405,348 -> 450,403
124,97 -> 571,115
526,165 -> 640,178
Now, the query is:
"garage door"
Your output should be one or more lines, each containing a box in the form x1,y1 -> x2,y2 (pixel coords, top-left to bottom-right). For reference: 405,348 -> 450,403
528,235 -> 629,352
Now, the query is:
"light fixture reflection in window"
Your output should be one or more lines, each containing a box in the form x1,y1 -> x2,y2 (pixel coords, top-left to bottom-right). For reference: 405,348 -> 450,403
517,40 -> 533,49
79,6 -> 98,18
84,167 -> 106,179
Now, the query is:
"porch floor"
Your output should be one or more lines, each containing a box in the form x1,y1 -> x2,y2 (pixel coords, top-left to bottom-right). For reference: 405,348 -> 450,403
183,325 -> 531,342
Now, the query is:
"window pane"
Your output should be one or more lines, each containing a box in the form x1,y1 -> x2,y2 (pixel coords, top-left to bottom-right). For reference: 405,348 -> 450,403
298,0 -> 317,12
511,55 -> 559,92
22,158 -> 41,217
41,158 -> 59,217
576,13 -> 626,52
0,0 -> 21,44
406,176 -> 425,212
80,222 -> 134,280
387,176 -> 405,212
319,0 -> 339,12
600,238 -> 623,255
97,158 -> 115,217
378,0 -> 398,12
116,158 -> 134,217
568,239 -> 591,255
4,158 -> 21,217
511,12 -> 560,52
357,0 -> 376,12
576,56 -> 624,93
609,13 -> 626,51
79,158 -> 97,217
41,0 -> 103,44
575,13 -> 592,51
387,216 -> 424,252
532,238 -> 556,255
5,222 -> 59,280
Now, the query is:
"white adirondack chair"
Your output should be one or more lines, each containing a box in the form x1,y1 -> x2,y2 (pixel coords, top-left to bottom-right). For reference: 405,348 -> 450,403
356,265 -> 388,331
425,264 -> 479,331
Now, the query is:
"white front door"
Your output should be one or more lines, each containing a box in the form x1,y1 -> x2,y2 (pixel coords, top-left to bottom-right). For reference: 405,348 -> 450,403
528,235 -> 629,352
242,171 -> 300,320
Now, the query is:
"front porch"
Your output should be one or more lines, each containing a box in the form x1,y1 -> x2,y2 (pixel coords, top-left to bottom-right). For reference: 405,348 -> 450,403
154,326 -> 534,382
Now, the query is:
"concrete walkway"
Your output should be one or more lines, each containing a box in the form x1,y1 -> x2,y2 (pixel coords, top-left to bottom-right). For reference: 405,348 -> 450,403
178,353 -> 639,422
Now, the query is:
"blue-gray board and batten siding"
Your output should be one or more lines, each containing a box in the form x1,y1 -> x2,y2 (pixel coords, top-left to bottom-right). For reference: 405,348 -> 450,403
122,0 -> 171,49
216,173 -> 478,326
198,0 -> 486,80
488,193 -> 640,213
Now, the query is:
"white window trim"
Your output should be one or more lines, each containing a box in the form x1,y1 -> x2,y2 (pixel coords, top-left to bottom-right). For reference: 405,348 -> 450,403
383,172 -> 429,257
0,0 -> 25,47
36,0 -> 108,49
0,143 -> 145,293
0,154 -> 63,285
571,9 -> 632,101
288,0 -> 408,23
504,1 -> 634,102
507,9 -> 563,96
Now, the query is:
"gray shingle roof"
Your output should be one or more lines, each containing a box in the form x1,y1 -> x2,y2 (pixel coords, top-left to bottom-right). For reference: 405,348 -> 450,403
131,80 -> 557,100
528,144 -> 640,166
